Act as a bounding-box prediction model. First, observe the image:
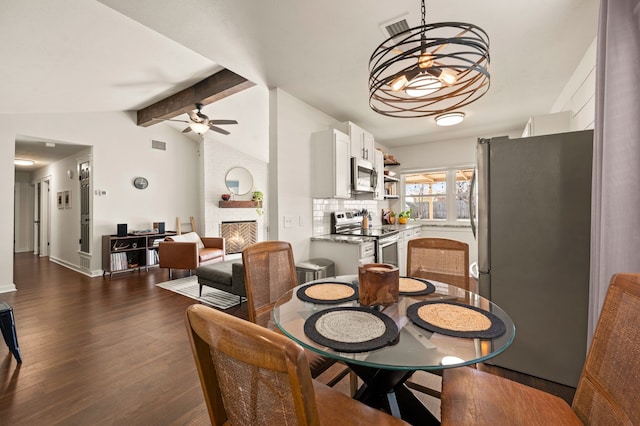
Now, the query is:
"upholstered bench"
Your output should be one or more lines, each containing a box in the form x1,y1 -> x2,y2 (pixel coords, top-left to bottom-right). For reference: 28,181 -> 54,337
196,260 -> 246,304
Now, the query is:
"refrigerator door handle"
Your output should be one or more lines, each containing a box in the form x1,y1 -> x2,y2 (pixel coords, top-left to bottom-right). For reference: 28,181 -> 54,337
477,138 -> 491,275
470,168 -> 477,239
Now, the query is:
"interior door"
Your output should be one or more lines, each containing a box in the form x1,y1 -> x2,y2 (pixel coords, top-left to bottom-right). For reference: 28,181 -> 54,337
33,182 -> 40,254
40,178 -> 50,257
80,161 -> 91,253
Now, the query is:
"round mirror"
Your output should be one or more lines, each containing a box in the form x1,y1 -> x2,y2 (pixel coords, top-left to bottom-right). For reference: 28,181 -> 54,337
225,167 -> 254,195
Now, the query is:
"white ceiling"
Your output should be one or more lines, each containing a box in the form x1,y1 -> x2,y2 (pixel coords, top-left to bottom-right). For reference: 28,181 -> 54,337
4,0 -> 599,162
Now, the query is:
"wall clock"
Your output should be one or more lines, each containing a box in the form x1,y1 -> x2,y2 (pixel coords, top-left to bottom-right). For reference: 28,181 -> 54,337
133,177 -> 149,190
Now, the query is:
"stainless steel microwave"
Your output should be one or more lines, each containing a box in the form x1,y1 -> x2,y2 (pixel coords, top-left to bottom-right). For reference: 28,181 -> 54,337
351,157 -> 377,192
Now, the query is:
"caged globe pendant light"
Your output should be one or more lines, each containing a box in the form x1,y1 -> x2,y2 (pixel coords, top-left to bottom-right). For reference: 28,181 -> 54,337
369,0 -> 490,118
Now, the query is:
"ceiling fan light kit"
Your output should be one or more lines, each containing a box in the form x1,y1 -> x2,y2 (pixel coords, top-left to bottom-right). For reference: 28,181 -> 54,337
369,0 -> 490,118
189,121 -> 210,135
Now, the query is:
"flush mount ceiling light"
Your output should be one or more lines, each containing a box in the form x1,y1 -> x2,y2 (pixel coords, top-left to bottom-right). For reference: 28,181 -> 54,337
435,111 -> 465,126
14,159 -> 34,166
369,0 -> 490,118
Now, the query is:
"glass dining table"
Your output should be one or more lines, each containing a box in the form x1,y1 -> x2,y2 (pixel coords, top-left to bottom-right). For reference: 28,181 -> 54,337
273,275 -> 515,425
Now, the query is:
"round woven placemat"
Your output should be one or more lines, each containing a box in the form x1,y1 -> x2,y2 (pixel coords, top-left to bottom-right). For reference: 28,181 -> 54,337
304,307 -> 399,353
407,300 -> 506,339
296,282 -> 359,304
399,276 -> 436,296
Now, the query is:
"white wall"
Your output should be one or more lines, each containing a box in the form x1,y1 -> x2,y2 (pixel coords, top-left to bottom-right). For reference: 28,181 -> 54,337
202,140 -> 268,240
269,89 -> 342,260
1,111 -> 201,286
201,85 -> 270,241
551,37 -> 597,131
3,84 -> 273,289
31,148 -> 91,269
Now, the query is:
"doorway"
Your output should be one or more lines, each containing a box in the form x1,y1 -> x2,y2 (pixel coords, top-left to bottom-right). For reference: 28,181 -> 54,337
33,177 -> 51,256
14,136 -> 92,264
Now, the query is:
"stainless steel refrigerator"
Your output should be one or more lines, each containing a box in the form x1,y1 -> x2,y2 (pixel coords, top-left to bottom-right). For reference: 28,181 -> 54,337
475,130 -> 593,387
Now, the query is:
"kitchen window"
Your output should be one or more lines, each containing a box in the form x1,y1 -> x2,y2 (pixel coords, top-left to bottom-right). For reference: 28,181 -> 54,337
401,167 -> 474,224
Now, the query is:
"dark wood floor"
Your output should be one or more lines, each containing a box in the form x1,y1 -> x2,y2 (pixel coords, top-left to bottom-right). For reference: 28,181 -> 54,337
0,253 -> 574,425
1,253 -> 241,425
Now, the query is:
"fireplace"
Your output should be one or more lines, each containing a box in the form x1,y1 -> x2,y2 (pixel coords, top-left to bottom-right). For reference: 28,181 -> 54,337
221,220 -> 258,254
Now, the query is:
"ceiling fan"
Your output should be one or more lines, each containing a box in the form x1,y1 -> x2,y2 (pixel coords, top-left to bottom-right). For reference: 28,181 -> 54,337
155,103 -> 238,135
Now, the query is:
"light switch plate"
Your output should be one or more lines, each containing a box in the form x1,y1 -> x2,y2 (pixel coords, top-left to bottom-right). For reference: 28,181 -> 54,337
284,216 -> 294,228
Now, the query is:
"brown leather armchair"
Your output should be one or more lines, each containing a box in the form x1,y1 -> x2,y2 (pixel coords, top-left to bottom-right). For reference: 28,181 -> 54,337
158,232 -> 225,278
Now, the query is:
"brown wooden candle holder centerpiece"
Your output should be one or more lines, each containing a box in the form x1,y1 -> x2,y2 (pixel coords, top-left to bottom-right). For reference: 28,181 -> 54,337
358,263 -> 400,307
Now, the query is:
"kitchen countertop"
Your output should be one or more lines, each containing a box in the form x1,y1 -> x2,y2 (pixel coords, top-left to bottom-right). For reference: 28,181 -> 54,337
380,223 -> 422,231
311,222 -> 422,245
310,234 -> 375,244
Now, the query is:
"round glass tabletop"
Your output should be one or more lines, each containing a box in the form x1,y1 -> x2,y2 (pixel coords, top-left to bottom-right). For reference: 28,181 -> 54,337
273,275 -> 515,371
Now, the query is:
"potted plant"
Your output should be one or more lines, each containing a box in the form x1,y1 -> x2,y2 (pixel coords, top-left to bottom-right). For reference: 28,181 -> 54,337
398,209 -> 412,224
252,191 -> 264,215
252,190 -> 263,202
389,211 -> 396,225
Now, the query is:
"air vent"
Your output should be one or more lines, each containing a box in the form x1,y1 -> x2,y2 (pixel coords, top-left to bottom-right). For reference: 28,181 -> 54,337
385,19 -> 410,38
379,13 -> 411,40
151,140 -> 166,151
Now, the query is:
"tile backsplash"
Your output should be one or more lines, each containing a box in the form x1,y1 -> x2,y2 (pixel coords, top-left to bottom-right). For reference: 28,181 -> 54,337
312,198 -> 389,236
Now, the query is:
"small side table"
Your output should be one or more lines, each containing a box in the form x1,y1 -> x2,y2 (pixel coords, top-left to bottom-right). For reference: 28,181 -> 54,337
0,302 -> 22,363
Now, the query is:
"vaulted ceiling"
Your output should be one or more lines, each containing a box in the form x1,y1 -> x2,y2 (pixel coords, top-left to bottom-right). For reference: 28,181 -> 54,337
3,0 -> 599,153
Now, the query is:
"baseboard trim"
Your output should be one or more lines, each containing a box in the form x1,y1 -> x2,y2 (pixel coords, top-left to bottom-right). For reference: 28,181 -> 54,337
0,283 -> 17,293
49,256 -> 102,277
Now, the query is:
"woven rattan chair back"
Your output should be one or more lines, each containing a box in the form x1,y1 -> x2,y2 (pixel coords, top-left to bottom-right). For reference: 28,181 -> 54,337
407,238 -> 470,291
440,273 -> 640,425
185,304 -> 319,426
572,273 -> 640,423
242,241 -> 298,328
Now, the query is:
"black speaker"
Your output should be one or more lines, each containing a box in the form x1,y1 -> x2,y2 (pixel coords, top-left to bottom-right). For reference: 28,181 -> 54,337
117,224 -> 127,237
157,222 -> 165,234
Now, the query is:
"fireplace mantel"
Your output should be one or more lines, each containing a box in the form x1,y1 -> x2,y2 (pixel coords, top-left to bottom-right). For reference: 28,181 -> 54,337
219,200 -> 262,208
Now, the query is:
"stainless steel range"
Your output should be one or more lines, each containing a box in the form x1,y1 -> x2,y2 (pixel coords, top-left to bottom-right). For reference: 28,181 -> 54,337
331,211 -> 400,267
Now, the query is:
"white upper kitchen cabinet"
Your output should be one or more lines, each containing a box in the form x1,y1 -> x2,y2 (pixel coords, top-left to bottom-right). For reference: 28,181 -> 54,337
311,129 -> 351,199
336,121 -> 375,162
521,111 -> 571,137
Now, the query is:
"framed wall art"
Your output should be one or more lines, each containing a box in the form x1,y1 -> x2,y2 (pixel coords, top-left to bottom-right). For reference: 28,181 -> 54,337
57,192 -> 63,209
64,190 -> 71,209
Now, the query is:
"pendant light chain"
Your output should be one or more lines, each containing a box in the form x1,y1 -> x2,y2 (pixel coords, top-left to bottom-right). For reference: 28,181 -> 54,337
421,0 -> 426,28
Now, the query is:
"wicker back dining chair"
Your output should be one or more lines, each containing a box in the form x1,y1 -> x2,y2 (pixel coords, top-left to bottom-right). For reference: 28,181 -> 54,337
406,238 -> 470,291
242,240 -> 350,385
185,304 -> 409,426
440,272 -> 640,425
242,240 -> 298,328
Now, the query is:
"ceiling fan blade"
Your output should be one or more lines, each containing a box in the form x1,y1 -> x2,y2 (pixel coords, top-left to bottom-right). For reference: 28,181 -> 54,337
209,125 -> 230,135
182,127 -> 192,133
209,119 -> 238,125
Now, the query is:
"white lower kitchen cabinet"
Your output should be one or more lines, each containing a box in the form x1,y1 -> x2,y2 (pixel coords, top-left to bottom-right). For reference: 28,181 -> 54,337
418,226 -> 477,267
310,239 -> 375,276
398,225 -> 422,276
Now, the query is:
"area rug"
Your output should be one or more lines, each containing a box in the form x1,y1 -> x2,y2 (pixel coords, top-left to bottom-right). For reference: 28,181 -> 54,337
156,275 -> 245,310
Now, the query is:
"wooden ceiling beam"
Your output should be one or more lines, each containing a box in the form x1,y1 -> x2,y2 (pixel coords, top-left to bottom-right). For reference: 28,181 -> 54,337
136,68 -> 255,127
